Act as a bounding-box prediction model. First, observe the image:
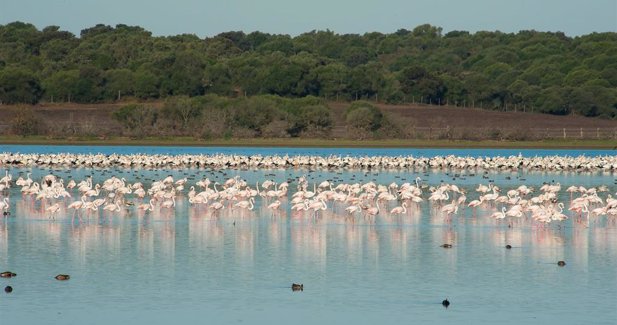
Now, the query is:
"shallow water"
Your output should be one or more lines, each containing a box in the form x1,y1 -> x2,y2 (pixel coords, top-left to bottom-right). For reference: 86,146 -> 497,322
1,146 -> 616,325
2,144 -> 617,157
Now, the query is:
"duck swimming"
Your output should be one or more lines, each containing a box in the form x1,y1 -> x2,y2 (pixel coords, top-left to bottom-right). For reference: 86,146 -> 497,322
442,298 -> 450,308
557,261 -> 566,267
0,271 -> 16,278
440,244 -> 453,248
55,274 -> 70,280
505,245 -> 512,249
291,283 -> 303,291
4,286 -> 12,293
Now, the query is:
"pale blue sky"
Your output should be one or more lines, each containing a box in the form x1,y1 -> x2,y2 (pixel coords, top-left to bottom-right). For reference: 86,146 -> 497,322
1,0 -> 615,36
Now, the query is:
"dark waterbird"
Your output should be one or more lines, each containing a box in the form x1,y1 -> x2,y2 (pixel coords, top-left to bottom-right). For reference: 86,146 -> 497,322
557,261 -> 566,267
55,274 -> 70,280
442,298 -> 450,308
4,286 -> 12,293
505,245 -> 512,249
440,244 -> 453,248
0,271 -> 16,278
291,283 -> 303,291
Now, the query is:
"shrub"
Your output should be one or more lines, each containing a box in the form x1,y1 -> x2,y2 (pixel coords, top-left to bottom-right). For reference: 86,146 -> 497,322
10,108 -> 44,136
111,104 -> 158,137
345,101 -> 383,131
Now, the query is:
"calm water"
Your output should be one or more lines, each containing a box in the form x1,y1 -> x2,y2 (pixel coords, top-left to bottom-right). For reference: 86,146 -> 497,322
2,144 -> 617,157
1,146 -> 616,324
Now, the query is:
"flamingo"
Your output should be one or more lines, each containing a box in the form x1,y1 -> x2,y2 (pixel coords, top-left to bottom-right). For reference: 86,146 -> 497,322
234,197 -> 255,210
46,203 -> 61,219
307,199 -> 327,217
67,196 -> 87,222
468,196 -> 484,209
267,200 -> 282,211
137,199 -> 155,212
364,202 -> 380,218
0,198 -> 9,216
441,200 -> 459,221
490,207 -> 507,219
161,197 -> 176,209
390,202 -> 407,215
103,202 -> 121,212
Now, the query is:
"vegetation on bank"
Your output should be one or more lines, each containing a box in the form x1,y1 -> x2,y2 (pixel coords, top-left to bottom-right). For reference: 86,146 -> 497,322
111,95 -> 336,138
0,135 -> 615,149
5,95 -> 616,141
0,22 -> 615,119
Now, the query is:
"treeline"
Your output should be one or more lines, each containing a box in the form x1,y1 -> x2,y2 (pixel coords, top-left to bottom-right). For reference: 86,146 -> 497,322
0,22 -> 616,118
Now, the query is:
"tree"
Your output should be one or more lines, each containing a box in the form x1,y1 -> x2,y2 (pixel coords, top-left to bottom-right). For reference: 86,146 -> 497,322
398,66 -> 447,104
311,63 -> 348,101
103,69 -> 135,100
134,70 -> 160,99
0,21 -> 616,119
111,104 -> 158,136
42,70 -> 80,102
203,62 -> 233,95
162,96 -> 201,128
0,67 -> 42,104
71,66 -> 104,102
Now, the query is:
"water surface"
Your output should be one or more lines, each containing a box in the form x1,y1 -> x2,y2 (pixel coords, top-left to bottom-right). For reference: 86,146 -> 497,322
1,146 -> 616,324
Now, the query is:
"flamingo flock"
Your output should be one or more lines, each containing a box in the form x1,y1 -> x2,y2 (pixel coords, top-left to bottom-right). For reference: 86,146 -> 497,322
0,169 -> 616,229
1,152 -> 617,171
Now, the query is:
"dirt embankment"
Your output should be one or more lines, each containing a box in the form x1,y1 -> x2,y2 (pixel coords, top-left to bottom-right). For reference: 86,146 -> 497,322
1,101 -> 616,140
330,102 -> 617,139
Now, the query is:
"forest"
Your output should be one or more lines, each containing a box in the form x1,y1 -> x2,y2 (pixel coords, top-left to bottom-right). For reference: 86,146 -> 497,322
0,21 -> 616,119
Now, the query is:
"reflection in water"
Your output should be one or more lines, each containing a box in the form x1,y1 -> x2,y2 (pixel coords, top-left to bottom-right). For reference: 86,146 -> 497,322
291,219 -> 327,271
1,164 -> 617,325
0,222 -> 7,265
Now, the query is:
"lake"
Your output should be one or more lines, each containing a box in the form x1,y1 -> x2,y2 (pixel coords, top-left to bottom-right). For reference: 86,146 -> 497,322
1,146 -> 616,324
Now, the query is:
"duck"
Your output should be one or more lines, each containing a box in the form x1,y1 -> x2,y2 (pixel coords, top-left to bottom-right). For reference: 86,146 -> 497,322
4,286 -> 12,293
442,298 -> 450,308
440,244 -> 453,248
55,274 -> 70,280
291,283 -> 303,291
557,261 -> 566,267
505,245 -> 512,249
0,271 -> 16,278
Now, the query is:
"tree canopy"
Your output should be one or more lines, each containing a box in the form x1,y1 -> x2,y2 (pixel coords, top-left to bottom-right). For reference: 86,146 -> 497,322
1,22 -> 616,118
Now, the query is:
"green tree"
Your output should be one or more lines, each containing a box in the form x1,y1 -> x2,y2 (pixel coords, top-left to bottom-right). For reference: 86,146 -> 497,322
312,63 -> 348,101
398,66 -> 446,104
42,70 -> 80,102
0,67 -> 42,104
134,70 -> 160,99
103,69 -> 135,100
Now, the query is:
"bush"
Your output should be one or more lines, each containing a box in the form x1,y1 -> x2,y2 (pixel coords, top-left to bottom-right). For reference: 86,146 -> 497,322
10,108 -> 44,136
289,105 -> 333,137
502,128 -> 536,141
373,114 -> 403,138
457,128 -> 483,141
161,96 -> 201,128
111,104 -> 158,137
345,101 -> 383,131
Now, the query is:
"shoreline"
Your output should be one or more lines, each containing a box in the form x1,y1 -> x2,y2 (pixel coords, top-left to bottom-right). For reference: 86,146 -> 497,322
0,136 -> 616,149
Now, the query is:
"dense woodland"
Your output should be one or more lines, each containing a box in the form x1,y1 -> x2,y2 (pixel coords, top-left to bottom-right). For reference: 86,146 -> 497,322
0,21 -> 616,120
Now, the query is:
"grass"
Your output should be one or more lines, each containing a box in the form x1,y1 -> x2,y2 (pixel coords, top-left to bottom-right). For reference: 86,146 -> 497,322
0,135 -> 616,149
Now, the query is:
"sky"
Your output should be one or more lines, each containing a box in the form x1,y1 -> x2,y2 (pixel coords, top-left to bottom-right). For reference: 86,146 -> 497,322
1,0 -> 616,37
